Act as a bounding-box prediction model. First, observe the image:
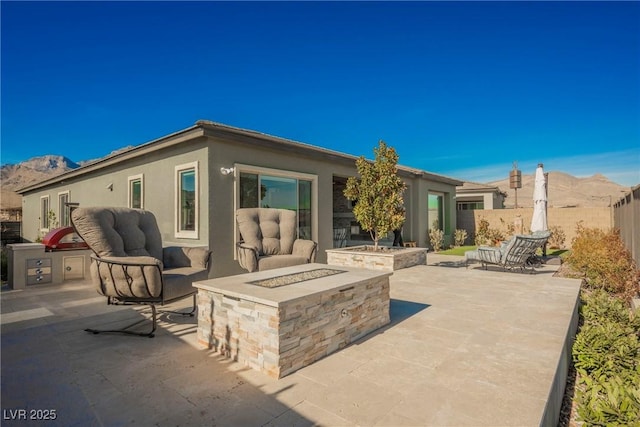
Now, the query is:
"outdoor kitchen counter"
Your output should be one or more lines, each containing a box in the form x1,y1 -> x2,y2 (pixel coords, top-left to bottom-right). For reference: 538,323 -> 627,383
194,263 -> 391,378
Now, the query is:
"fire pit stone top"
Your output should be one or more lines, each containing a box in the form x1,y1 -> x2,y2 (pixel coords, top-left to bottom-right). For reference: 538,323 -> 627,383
248,268 -> 345,288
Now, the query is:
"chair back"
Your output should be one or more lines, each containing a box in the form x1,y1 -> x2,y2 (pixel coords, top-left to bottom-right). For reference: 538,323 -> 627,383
236,208 -> 297,256
71,207 -> 163,261
502,232 -> 550,267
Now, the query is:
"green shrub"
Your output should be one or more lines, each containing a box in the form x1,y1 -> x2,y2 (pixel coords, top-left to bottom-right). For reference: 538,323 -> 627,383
565,222 -> 640,303
575,373 -> 640,426
572,290 -> 640,425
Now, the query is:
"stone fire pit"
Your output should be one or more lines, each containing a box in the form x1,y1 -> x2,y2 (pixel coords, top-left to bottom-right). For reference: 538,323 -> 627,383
194,263 -> 391,378
326,245 -> 427,271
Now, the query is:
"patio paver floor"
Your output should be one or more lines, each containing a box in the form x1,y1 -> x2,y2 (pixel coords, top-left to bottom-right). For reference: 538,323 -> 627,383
1,254 -> 581,426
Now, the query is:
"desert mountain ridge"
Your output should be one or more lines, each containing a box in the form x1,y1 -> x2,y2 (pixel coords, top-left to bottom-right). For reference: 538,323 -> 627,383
487,170 -> 630,208
0,150 -> 133,210
0,155 -> 633,211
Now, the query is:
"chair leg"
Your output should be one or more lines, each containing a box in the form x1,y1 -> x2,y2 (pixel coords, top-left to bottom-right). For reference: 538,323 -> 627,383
159,294 -> 197,317
85,304 -> 157,338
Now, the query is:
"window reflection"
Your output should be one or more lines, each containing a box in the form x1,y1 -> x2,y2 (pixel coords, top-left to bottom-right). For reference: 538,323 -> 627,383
180,169 -> 195,231
239,172 -> 313,238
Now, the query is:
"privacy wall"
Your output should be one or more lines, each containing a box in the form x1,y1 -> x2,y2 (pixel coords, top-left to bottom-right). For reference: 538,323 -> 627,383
457,207 -> 612,248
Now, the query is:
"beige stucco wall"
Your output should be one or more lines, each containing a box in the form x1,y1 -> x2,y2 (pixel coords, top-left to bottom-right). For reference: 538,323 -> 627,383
457,207 -> 612,248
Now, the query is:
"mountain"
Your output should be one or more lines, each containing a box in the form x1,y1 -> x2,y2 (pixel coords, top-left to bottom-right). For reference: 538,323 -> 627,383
488,171 -> 629,208
1,155 -> 80,192
0,147 -> 136,212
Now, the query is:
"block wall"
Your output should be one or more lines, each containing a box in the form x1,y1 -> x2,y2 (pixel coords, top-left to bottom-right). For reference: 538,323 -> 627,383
456,207 -> 612,248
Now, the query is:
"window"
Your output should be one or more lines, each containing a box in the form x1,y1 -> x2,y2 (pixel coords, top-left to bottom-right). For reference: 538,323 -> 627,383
428,193 -> 444,231
175,162 -> 198,238
128,174 -> 144,209
58,192 -> 70,226
457,201 -> 484,210
237,165 -> 317,240
40,195 -> 50,230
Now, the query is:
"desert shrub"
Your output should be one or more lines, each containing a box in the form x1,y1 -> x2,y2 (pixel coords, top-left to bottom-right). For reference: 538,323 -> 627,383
487,228 -> 505,246
428,220 -> 445,252
572,290 -> 640,425
547,225 -> 566,249
474,218 -> 490,246
454,229 -> 468,247
565,222 -> 640,303
474,217 -> 508,246
499,217 -> 515,238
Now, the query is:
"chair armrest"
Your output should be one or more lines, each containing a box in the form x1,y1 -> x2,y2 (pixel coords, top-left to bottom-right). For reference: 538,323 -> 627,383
163,246 -> 211,270
236,242 -> 259,272
292,239 -> 317,262
90,255 -> 163,299
92,254 -> 161,267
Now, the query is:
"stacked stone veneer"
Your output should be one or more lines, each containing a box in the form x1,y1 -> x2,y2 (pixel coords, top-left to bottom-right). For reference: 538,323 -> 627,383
196,276 -> 390,379
326,246 -> 427,271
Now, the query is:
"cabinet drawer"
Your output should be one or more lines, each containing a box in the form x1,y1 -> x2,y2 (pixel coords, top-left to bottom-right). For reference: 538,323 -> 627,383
27,274 -> 52,285
27,258 -> 52,268
27,267 -> 52,276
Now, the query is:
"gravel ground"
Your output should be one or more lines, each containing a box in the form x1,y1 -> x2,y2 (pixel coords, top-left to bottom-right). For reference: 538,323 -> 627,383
554,263 -> 582,427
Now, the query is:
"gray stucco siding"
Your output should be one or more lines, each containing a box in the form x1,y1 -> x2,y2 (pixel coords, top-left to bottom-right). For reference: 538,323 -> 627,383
18,122 -> 462,279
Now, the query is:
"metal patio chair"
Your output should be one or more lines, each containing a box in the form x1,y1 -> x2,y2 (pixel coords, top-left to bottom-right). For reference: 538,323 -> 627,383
71,207 -> 212,337
465,231 -> 551,273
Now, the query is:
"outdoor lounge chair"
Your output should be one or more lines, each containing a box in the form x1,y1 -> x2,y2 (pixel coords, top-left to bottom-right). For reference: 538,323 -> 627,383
71,207 -> 212,337
236,208 -> 317,273
465,231 -> 551,273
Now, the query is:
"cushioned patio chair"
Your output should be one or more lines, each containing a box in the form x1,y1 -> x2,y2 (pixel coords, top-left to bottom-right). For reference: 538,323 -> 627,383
236,208 -> 317,273
71,207 -> 212,337
465,231 -> 551,273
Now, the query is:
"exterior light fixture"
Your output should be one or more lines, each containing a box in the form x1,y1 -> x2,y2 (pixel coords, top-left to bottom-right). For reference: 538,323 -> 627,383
220,167 -> 235,176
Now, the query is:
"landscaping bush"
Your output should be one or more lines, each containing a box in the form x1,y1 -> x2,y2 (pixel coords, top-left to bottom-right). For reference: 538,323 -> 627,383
428,220 -> 445,252
473,217 -> 509,246
474,218 -> 490,246
565,222 -> 640,303
547,225 -> 566,249
572,290 -> 640,425
453,229 -> 468,247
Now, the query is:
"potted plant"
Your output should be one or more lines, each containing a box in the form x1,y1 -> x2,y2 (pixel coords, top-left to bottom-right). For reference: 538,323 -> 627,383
326,141 -> 427,271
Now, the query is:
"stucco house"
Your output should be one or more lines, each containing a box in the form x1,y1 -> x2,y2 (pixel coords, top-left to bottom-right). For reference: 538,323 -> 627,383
455,181 -> 506,210
17,120 -> 462,278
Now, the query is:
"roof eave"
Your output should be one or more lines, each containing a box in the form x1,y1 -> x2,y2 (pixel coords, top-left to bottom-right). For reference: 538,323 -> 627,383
18,120 -> 464,192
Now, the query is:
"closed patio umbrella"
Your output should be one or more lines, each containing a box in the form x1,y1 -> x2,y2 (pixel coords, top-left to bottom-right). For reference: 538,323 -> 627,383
531,163 -> 548,233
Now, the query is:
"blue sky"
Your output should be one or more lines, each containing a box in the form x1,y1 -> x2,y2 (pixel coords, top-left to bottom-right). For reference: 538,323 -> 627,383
2,1 -> 639,186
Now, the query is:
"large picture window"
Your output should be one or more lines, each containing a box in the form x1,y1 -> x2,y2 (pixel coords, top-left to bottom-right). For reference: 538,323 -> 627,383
175,162 -> 198,239
58,191 -> 70,226
128,174 -> 144,209
237,165 -> 316,241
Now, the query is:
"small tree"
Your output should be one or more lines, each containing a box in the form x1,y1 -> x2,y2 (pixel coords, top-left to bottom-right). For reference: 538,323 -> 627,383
344,140 -> 406,251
